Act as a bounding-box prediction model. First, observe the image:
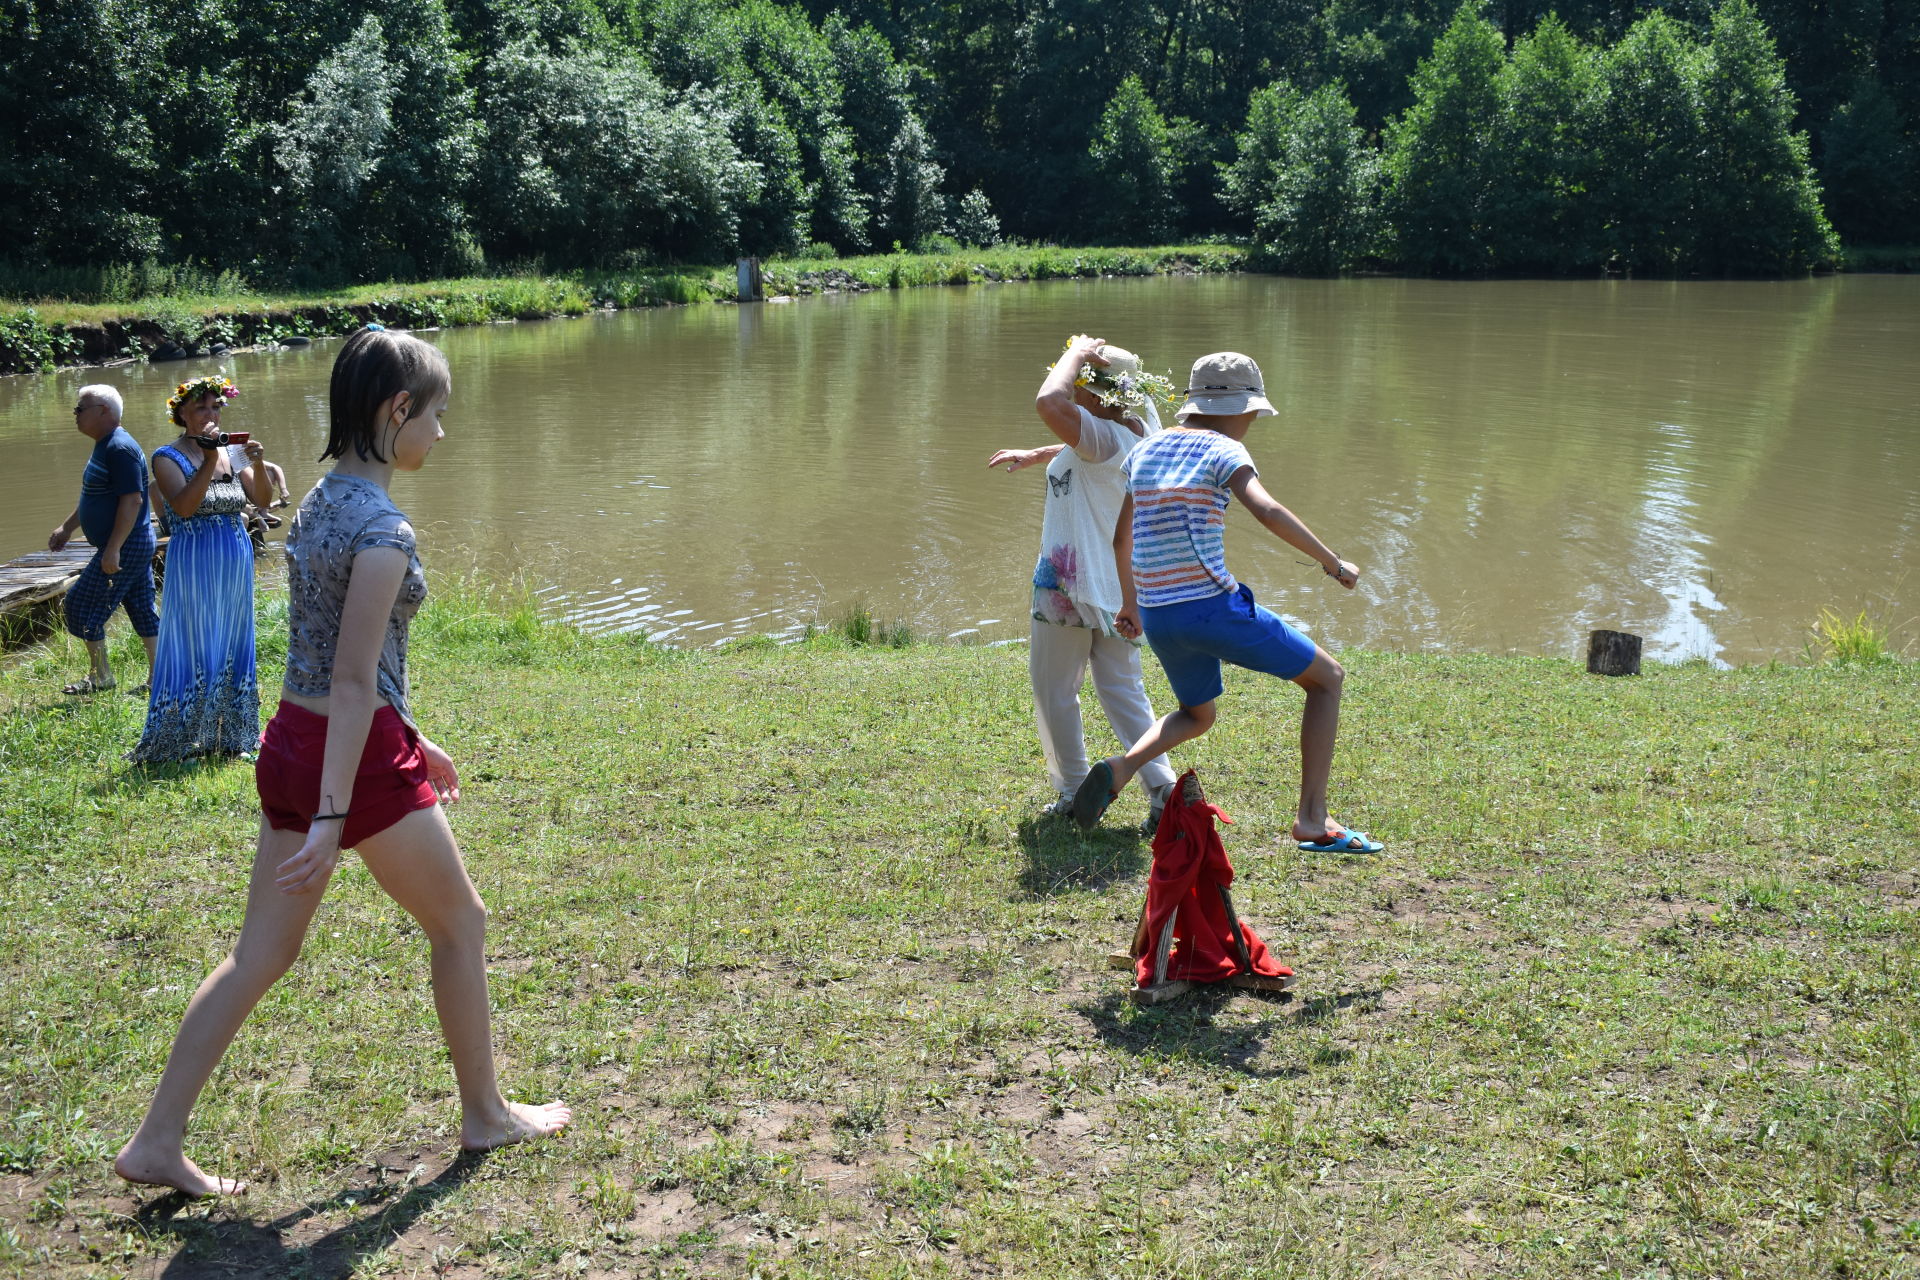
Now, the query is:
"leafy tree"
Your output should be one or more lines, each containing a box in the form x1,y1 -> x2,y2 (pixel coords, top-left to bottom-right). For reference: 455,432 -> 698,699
885,116 -> 948,249
1382,1 -> 1504,274
1691,0 -> 1836,272
0,0 -> 162,265
1485,14 -> 1598,272
1590,12 -> 1704,272
136,0 -> 268,269
1087,74 -> 1177,243
1820,74 -> 1917,246
825,16 -> 945,251
361,0 -> 479,278
1228,81 -> 1381,273
1222,81 -> 1297,222
952,189 -> 1002,247
645,0 -> 869,251
1317,0 -> 1454,131
472,42 -> 760,263
274,15 -> 396,272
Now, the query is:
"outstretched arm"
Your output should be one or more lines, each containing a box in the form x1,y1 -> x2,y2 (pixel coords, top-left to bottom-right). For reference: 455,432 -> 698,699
986,443 -> 1067,473
1227,467 -> 1358,588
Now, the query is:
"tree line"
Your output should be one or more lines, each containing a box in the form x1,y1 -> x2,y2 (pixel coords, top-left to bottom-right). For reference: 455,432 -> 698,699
1,0 -> 1910,289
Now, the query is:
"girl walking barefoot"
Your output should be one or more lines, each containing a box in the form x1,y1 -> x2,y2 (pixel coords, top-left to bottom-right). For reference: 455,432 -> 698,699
116,329 -> 569,1197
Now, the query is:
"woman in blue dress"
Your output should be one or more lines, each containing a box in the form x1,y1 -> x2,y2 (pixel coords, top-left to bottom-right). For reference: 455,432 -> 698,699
132,375 -> 277,762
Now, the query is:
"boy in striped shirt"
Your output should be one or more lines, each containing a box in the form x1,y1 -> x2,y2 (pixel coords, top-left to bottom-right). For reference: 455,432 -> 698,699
1072,352 -> 1383,854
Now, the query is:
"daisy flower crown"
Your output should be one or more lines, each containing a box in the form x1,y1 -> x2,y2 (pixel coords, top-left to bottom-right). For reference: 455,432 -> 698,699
1061,337 -> 1175,413
168,375 -> 240,418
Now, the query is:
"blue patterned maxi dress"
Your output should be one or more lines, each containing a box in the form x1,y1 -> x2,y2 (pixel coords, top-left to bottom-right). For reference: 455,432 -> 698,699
130,444 -> 258,761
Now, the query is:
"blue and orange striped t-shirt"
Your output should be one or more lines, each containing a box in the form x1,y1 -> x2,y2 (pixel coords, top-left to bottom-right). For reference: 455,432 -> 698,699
1122,429 -> 1257,608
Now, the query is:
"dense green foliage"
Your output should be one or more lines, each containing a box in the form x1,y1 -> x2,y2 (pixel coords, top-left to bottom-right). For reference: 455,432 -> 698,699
0,0 -> 1905,286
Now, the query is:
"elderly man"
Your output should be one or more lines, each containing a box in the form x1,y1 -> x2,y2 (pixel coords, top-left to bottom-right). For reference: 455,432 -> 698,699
48,385 -> 158,694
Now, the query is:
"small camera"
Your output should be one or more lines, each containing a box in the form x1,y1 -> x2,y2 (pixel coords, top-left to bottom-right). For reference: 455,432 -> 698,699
196,431 -> 250,449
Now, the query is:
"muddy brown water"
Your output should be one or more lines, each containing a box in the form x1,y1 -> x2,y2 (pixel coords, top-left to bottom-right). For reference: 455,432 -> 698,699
4,274 -> 1916,665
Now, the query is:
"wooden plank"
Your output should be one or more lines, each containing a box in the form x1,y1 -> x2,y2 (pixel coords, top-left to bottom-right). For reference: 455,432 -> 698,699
1227,972 -> 1298,996
1151,911 -> 1177,987
1126,972 -> 1296,1005
1217,883 -> 1255,975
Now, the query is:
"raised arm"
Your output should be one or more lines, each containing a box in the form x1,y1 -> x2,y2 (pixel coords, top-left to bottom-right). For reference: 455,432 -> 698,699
153,448 -> 220,520
274,546 -> 409,894
1034,335 -> 1109,448
1226,467 -> 1359,588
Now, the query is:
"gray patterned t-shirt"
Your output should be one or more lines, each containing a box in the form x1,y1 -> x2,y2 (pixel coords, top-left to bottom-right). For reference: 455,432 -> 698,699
282,472 -> 427,726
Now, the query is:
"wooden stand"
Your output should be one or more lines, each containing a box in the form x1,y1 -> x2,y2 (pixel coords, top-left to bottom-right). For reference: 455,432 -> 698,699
1109,885 -> 1299,1006
1586,629 -> 1643,676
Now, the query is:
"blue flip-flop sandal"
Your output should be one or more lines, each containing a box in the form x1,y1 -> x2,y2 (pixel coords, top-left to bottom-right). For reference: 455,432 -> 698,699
1297,827 -> 1384,854
1071,760 -> 1119,831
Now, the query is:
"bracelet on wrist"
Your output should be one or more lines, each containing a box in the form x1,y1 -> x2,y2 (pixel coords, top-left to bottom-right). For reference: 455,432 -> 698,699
311,811 -> 349,823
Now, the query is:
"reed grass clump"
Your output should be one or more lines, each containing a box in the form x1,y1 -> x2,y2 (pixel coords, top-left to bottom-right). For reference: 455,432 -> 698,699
820,598 -> 914,648
1809,606 -> 1906,664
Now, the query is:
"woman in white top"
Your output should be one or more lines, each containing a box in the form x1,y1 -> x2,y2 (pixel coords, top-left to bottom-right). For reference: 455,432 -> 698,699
988,335 -> 1178,832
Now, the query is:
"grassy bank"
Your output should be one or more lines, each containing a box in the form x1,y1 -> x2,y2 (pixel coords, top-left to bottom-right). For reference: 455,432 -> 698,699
2,587 -> 1917,1278
0,245 -> 1247,375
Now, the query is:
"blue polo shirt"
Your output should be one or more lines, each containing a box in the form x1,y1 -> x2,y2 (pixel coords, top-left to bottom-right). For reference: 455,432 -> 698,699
77,427 -> 149,547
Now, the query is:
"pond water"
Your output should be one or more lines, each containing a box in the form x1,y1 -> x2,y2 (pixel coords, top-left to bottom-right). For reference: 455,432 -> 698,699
3,274 -> 1917,665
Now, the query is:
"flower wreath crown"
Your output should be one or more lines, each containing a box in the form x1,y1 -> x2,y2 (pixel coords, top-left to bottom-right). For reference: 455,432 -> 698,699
167,375 -> 240,417
1061,337 -> 1175,414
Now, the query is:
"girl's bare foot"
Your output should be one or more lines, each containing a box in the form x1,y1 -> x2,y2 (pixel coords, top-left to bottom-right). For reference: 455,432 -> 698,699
114,1143 -> 246,1197
461,1100 -> 572,1152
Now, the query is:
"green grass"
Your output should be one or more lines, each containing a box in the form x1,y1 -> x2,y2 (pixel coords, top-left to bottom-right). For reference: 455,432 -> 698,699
2,583 -> 1917,1278
0,246 -> 1248,375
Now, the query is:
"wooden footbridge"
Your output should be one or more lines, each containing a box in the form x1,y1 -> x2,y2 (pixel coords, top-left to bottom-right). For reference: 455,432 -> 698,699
0,539 -> 101,640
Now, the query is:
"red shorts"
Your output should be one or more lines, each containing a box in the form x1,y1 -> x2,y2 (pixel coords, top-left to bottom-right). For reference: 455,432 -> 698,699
256,700 -> 439,849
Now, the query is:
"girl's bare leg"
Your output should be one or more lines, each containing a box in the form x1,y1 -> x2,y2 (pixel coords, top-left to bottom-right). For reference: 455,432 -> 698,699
115,821 -> 330,1196
352,805 -> 570,1150
1290,648 -> 1346,841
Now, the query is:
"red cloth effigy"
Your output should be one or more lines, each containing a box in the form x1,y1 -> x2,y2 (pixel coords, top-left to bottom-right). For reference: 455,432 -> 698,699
1134,770 -> 1291,987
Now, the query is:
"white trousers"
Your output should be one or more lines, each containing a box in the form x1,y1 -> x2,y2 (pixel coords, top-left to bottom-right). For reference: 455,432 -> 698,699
1030,617 -> 1177,800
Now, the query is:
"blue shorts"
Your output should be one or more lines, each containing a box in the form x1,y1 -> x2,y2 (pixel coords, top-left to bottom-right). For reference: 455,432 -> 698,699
1141,584 -> 1319,707
63,533 -> 159,643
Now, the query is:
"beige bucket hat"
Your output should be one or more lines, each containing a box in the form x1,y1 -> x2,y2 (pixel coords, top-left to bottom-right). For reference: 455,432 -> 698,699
1175,352 -> 1276,421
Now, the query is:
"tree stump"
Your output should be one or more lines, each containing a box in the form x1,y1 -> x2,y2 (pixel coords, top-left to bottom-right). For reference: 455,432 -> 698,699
1586,629 -> 1643,676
